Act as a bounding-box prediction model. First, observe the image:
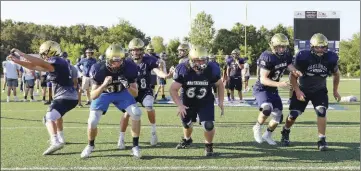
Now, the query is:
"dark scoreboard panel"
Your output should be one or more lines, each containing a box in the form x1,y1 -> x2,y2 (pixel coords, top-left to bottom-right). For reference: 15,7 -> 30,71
294,18 -> 340,40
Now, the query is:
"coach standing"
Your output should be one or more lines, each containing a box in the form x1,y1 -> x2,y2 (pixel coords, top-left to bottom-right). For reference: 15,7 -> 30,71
76,48 -> 97,105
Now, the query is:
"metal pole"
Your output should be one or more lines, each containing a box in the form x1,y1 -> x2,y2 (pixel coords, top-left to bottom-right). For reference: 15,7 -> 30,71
244,3 -> 248,57
190,1 -> 192,32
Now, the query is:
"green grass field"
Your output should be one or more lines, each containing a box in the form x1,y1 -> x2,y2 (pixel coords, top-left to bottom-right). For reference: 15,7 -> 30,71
1,77 -> 360,170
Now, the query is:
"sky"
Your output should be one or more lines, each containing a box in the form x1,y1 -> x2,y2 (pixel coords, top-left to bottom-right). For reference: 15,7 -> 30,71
1,1 -> 360,44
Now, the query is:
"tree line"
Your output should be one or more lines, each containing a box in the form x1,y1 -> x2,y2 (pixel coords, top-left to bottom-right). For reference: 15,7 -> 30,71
1,11 -> 359,76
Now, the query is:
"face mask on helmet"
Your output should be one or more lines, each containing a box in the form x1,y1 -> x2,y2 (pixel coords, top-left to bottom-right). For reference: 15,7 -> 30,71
178,49 -> 187,58
106,57 -> 124,73
131,48 -> 143,60
312,46 -> 328,57
273,45 -> 288,56
190,57 -> 208,71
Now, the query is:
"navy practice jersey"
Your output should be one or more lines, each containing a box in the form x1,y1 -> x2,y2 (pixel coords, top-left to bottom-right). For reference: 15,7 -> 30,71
90,60 -> 138,94
130,56 -> 159,91
227,57 -> 244,78
173,60 -> 221,107
294,50 -> 339,93
46,56 -> 78,100
254,51 -> 292,92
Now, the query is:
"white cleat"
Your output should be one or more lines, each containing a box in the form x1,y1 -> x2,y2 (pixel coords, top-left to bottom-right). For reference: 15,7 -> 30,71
117,139 -> 126,150
131,146 -> 142,159
81,145 -> 94,158
58,136 -> 65,145
31,99 -> 37,102
150,132 -> 158,146
6,99 -> 10,102
262,131 -> 277,145
43,143 -> 64,155
253,124 -> 263,144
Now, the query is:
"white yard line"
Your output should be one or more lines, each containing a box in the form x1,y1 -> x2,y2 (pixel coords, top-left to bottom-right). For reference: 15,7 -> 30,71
1,166 -> 360,171
1,125 -> 359,130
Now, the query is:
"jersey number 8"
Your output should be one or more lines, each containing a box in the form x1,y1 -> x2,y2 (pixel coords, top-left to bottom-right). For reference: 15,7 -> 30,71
186,87 -> 207,99
140,78 -> 147,89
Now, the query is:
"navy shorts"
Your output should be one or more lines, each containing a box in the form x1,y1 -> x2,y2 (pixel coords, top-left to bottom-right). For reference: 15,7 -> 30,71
159,78 -> 166,86
228,77 -> 242,91
47,81 -> 52,88
136,89 -> 153,105
181,101 -> 215,124
40,75 -> 47,87
289,89 -> 329,112
48,99 -> 78,116
253,89 -> 283,111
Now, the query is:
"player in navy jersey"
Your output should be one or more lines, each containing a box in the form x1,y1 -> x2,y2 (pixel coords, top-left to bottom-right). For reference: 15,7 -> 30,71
226,50 -> 245,102
281,33 -> 341,151
9,41 -> 78,155
80,44 -> 143,159
169,45 -> 224,156
209,55 -> 220,102
118,38 -> 173,149
177,43 -> 190,64
252,33 -> 303,145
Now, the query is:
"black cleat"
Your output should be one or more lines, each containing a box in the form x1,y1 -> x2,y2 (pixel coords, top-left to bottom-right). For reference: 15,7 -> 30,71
44,101 -> 51,105
317,137 -> 328,151
204,143 -> 214,156
176,138 -> 193,149
85,101 -> 91,105
281,129 -> 291,146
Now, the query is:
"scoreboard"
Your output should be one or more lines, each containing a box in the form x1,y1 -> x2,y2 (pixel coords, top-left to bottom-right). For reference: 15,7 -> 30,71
293,11 -> 340,53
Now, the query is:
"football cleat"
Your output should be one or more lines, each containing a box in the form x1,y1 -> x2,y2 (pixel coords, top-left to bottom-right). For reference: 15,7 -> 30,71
204,143 -> 214,156
176,138 -> 193,149
80,145 -> 95,158
43,142 -> 64,155
317,138 -> 328,151
262,131 -> 277,145
131,146 -> 142,159
117,139 -> 126,150
281,129 -> 290,146
252,124 -> 263,143
150,132 -> 158,146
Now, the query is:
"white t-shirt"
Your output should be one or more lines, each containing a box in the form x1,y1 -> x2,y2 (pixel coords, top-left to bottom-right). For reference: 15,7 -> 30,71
158,59 -> 167,74
4,61 -> 20,79
2,61 -> 7,73
24,68 -> 35,80
242,63 -> 250,76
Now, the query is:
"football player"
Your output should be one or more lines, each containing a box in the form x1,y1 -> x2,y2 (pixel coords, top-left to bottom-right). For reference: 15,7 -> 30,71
9,41 -> 78,155
252,33 -> 302,145
118,38 -> 173,148
281,33 -> 341,151
177,43 -> 190,64
169,45 -> 224,156
226,49 -> 245,102
145,44 -> 159,92
80,44 -> 142,159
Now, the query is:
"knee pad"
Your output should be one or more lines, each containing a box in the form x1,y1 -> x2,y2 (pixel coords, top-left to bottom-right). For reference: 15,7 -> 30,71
182,120 -> 193,129
125,104 -> 142,121
88,110 -> 103,129
142,95 -> 154,112
261,103 -> 273,116
315,106 -> 327,117
43,109 -> 61,124
288,110 -> 301,120
271,109 -> 283,124
201,121 -> 214,132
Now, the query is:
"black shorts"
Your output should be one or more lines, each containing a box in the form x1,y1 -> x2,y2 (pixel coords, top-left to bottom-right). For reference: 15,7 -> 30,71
244,76 -> 250,82
289,88 -> 329,113
48,99 -> 78,116
228,77 -> 242,91
181,102 -> 215,124
136,89 -> 153,105
40,75 -> 47,87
